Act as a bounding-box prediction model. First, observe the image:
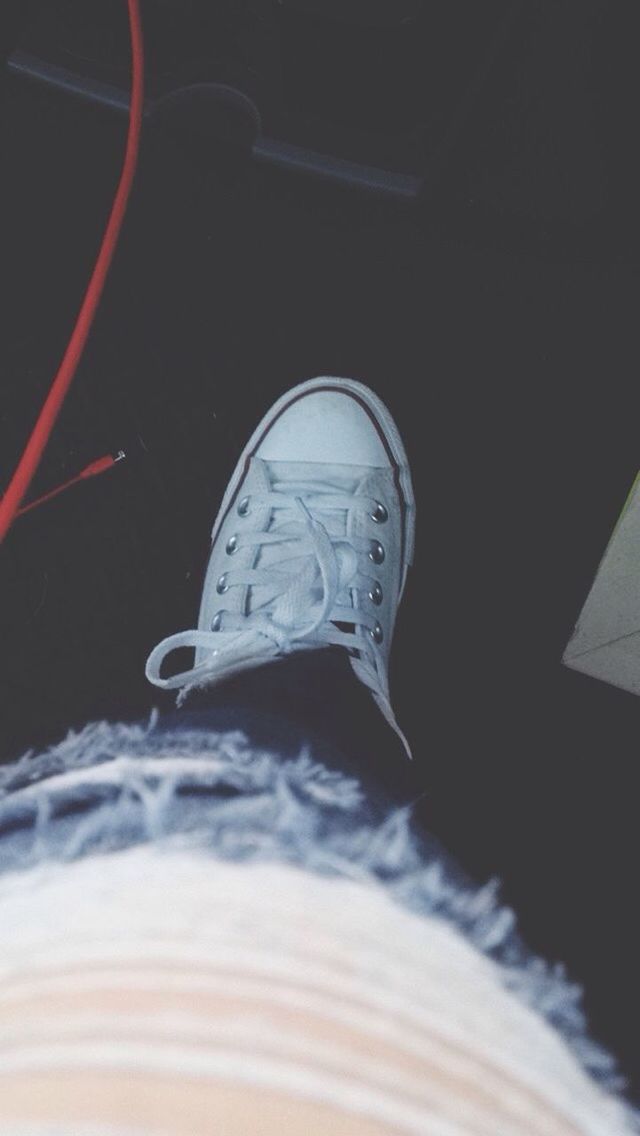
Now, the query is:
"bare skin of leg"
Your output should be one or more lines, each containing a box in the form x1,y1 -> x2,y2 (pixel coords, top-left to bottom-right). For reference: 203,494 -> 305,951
0,973 -> 586,1136
0,850 -> 628,1136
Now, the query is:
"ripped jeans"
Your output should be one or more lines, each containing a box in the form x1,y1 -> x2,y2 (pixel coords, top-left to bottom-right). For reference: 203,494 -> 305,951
0,650 -> 635,1136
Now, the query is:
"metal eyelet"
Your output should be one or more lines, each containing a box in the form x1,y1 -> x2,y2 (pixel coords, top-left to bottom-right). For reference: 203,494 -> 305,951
211,610 -> 225,632
216,573 -> 229,594
237,496 -> 251,517
370,501 -> 388,524
225,534 -> 238,555
368,540 -> 385,565
368,581 -> 383,606
370,621 -> 384,644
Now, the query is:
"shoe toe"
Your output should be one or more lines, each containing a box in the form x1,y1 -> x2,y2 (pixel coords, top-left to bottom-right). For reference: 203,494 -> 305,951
254,389 -> 390,466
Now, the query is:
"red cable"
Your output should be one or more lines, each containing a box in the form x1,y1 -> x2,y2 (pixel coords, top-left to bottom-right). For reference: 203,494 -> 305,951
0,0 -> 144,543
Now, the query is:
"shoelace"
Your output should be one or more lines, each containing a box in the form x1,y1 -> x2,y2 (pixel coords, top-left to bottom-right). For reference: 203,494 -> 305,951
146,483 -> 412,758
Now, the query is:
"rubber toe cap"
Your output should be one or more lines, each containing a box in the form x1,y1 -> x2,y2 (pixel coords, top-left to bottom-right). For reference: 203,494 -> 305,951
255,389 -> 390,466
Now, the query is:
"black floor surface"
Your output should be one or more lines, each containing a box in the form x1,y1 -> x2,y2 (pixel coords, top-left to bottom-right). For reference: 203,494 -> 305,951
2,12 -> 640,1102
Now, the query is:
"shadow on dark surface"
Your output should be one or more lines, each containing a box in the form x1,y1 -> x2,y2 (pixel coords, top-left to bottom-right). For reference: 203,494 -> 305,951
2,2 -> 640,1102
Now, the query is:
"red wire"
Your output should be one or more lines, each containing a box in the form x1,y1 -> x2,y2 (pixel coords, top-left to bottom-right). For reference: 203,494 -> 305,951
16,452 -> 125,518
0,0 -> 144,543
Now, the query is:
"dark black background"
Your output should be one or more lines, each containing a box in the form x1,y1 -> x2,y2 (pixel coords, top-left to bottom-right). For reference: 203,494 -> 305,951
2,0 -> 639,1102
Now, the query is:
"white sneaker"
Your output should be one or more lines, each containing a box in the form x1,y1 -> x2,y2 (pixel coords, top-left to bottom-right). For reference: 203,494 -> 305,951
146,377 -> 416,757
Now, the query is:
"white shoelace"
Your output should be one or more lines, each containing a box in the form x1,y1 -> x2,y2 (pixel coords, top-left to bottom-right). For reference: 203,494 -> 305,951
146,482 -> 412,758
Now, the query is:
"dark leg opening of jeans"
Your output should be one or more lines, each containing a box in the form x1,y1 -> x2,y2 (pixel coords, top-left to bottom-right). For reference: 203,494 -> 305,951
155,648 -> 416,809
151,647 -> 471,886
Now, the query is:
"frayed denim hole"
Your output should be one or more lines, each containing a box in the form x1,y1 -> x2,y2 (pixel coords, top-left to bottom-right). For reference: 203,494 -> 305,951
0,814 -> 35,839
52,785 -> 121,821
176,783 -> 242,800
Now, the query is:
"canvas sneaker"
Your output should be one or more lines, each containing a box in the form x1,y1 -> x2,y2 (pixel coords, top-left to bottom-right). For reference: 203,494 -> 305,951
145,377 -> 416,757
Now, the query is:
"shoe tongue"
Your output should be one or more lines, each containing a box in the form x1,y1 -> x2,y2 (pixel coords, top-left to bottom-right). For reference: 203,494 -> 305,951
247,460 -> 363,619
263,459 -> 373,496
